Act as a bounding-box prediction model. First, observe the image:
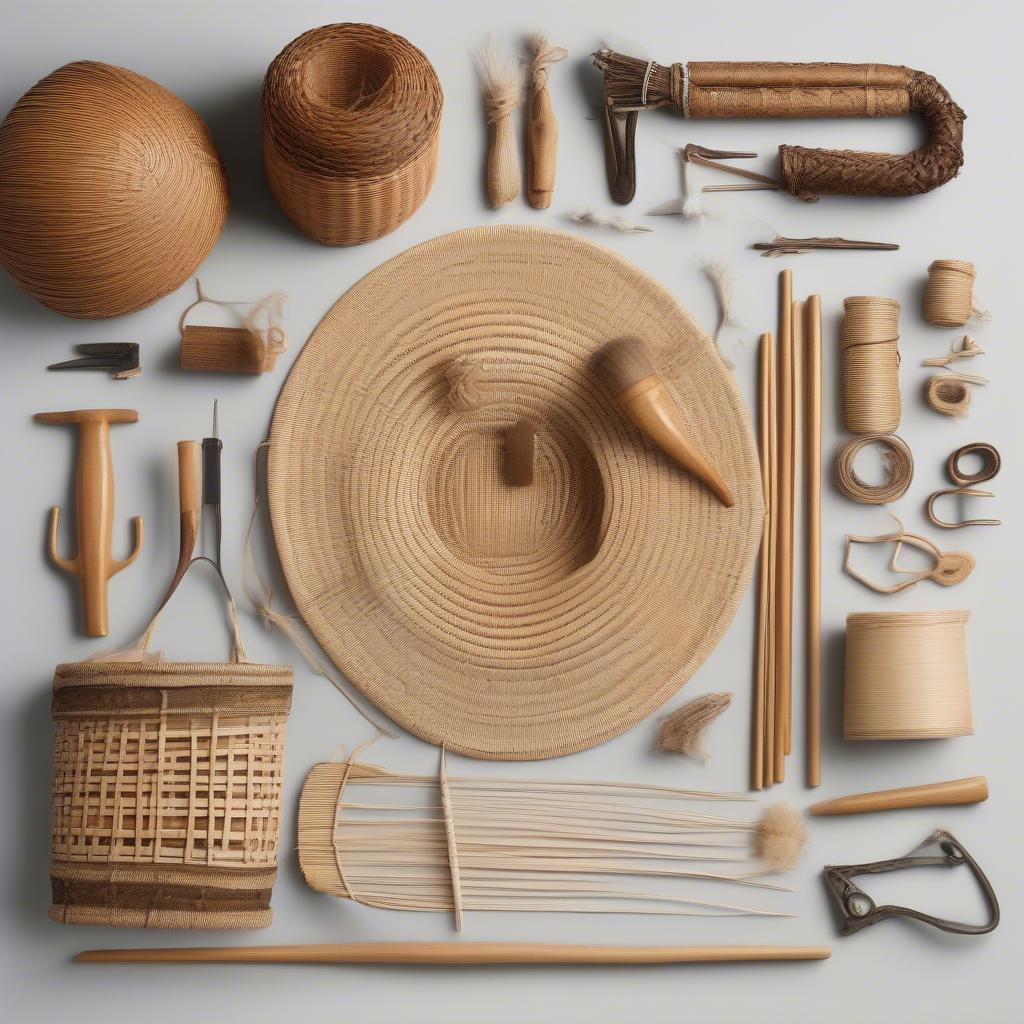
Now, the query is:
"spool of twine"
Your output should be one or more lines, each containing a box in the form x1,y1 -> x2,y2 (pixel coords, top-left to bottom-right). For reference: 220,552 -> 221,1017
844,610 -> 973,740
926,374 -> 972,416
262,23 -> 443,246
841,296 -> 901,433
923,259 -> 976,327
834,434 -> 913,504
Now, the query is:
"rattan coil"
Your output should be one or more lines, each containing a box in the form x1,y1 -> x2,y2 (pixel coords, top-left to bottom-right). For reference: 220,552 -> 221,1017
926,374 -> 972,416
923,259 -> 976,326
844,610 -> 973,740
0,61 -> 228,318
262,23 -> 443,246
268,226 -> 763,760
841,296 -> 901,434
834,434 -> 913,504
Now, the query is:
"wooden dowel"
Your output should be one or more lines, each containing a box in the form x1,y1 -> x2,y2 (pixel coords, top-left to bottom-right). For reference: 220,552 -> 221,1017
76,942 -> 831,965
763,332 -> 778,789
773,271 -> 793,783
808,776 -> 988,816
805,296 -> 822,787
753,333 -> 773,790
785,299 -> 803,757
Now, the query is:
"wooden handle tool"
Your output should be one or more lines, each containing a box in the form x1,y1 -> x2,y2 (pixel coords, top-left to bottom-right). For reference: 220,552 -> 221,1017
159,440 -> 200,604
526,37 -> 568,208
76,943 -> 831,966
596,337 -> 734,507
809,776 -> 988,816
34,408 -> 143,636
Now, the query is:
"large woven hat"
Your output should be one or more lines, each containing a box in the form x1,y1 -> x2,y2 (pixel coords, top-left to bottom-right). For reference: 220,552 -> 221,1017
269,226 -> 762,759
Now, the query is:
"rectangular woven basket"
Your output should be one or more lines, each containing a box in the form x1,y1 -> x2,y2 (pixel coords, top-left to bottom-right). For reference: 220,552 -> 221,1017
49,568 -> 293,929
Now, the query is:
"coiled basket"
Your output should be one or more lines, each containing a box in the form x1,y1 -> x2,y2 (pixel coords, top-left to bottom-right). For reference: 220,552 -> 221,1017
262,23 -> 443,246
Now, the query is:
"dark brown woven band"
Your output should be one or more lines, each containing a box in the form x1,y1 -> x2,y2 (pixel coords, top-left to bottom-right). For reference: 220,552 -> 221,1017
53,683 -> 293,716
51,876 -> 274,914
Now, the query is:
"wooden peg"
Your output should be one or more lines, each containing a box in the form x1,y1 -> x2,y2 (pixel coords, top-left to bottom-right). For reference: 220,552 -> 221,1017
505,418 -> 536,485
808,777 -> 988,816
34,409 -> 142,636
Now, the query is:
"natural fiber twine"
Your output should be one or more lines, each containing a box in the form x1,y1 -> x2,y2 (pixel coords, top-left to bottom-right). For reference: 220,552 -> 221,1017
834,434 -> 914,504
841,296 -> 901,434
924,259 -> 976,327
844,611 -> 973,740
262,24 -> 443,246
268,226 -> 763,760
0,62 -> 228,318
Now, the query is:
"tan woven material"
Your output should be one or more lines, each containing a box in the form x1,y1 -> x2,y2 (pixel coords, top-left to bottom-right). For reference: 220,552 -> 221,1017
844,611 -> 973,740
0,62 -> 228,318
841,296 -> 901,434
268,226 -> 762,760
923,259 -> 977,326
262,23 -> 443,246
49,606 -> 293,929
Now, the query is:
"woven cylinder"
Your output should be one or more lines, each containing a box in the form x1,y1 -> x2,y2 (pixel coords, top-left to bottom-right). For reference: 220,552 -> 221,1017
841,296 -> 901,434
49,658 -> 293,928
262,23 -> 443,246
844,610 -> 972,740
0,62 -> 228,318
924,259 -> 976,326
268,225 -> 763,760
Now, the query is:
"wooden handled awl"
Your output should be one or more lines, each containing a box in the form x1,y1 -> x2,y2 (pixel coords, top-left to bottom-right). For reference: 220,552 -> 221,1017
76,943 -> 831,965
808,776 -> 989,816
34,409 -> 142,636
596,337 -> 735,507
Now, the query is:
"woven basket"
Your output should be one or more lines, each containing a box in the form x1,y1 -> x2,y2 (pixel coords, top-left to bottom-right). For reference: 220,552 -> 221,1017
268,226 -> 763,760
262,23 -> 443,246
0,61 -> 228,319
49,570 -> 292,929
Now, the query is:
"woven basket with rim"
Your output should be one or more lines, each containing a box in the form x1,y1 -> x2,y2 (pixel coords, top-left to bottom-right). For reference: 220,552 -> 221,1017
0,61 -> 228,319
49,568 -> 292,929
268,226 -> 763,760
262,23 -> 443,246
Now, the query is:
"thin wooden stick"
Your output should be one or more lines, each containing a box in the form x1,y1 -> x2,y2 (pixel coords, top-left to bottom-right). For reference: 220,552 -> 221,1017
753,333 -> 773,790
774,271 -> 793,783
786,299 -> 803,757
805,296 -> 823,787
75,943 -> 832,965
763,330 -> 778,789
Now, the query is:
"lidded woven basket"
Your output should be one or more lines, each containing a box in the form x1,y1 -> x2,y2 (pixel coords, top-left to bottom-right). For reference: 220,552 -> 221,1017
49,572 -> 293,929
262,23 -> 443,245
0,61 -> 228,318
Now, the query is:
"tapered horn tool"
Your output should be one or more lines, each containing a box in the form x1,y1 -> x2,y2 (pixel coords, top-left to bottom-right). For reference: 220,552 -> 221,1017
596,338 -> 734,507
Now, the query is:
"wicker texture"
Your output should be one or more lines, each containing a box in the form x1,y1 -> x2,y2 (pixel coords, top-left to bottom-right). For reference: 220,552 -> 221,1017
262,23 -> 443,246
268,226 -> 763,760
50,659 -> 292,929
0,62 -> 228,318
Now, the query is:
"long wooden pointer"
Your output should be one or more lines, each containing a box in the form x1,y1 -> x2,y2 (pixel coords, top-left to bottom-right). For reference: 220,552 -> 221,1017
35,409 -> 142,636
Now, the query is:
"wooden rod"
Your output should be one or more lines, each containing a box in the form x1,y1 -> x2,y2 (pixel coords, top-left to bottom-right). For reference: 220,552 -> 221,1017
753,333 -> 773,790
805,297 -> 823,787
763,329 -> 778,789
786,299 -> 803,757
773,271 -> 793,783
808,776 -> 987,816
76,943 -> 832,965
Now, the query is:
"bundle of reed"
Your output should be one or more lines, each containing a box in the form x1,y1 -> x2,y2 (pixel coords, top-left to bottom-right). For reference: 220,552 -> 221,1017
299,757 -> 807,928
591,51 -> 965,205
262,24 -> 443,245
754,276 -> 822,789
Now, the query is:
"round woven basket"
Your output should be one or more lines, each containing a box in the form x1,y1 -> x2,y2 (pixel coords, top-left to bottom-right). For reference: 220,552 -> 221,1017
262,23 -> 443,246
268,226 -> 763,759
0,61 -> 228,319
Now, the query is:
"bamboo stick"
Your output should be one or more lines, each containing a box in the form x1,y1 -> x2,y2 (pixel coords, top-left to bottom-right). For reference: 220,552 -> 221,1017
808,776 -> 987,816
786,299 -> 803,757
76,943 -> 831,965
805,296 -> 823,787
763,330 -> 778,789
753,333 -> 773,790
774,271 -> 794,783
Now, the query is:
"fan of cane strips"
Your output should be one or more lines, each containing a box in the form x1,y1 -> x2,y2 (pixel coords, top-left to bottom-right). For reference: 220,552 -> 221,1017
0,61 -> 228,318
262,23 -> 443,245
268,226 -> 763,759
49,660 -> 292,929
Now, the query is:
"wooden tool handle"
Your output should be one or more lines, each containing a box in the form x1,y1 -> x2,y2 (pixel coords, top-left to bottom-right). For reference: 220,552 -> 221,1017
486,114 -> 520,208
527,83 -> 558,208
177,441 -> 201,516
34,408 -> 139,426
76,943 -> 831,965
809,776 -> 988,816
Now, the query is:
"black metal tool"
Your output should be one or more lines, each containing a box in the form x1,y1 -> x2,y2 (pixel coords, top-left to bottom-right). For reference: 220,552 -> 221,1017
201,400 -> 223,568
824,829 -> 999,937
47,343 -> 140,379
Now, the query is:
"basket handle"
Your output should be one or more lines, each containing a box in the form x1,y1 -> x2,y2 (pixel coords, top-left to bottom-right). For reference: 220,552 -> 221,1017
92,556 -> 248,665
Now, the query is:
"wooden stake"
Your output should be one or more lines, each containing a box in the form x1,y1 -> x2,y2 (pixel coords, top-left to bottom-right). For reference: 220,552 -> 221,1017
773,271 -> 793,783
805,296 -> 823,787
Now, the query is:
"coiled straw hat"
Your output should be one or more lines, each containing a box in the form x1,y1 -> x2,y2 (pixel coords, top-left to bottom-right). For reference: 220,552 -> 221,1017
268,226 -> 762,759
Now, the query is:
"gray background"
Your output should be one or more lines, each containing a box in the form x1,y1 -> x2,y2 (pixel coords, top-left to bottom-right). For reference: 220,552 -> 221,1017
2,1 -> 1021,1020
